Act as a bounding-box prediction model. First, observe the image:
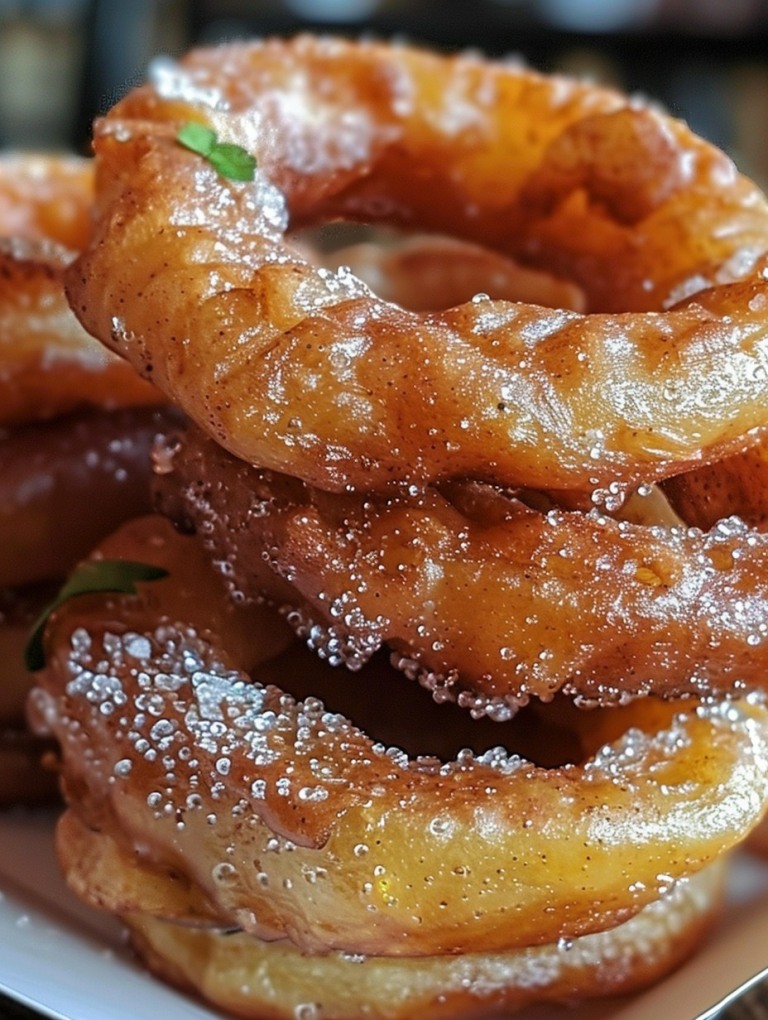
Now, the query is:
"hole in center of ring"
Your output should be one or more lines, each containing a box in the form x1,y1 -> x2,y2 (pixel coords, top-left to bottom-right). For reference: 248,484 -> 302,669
291,224 -> 586,314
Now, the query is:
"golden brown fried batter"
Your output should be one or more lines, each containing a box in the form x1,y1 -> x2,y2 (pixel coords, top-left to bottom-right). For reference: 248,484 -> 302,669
66,37 -> 768,494
0,152 -> 92,250
33,516 -> 768,959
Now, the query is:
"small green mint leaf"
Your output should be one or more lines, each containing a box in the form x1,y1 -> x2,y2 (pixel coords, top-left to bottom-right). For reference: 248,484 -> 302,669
176,123 -> 256,182
24,559 -> 169,671
176,122 -> 217,157
207,142 -> 257,182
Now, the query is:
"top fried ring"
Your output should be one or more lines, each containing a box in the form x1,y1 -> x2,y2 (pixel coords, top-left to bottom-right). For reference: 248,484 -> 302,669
67,35 -> 768,494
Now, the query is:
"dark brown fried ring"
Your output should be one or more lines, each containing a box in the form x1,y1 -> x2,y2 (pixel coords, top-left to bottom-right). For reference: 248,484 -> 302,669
0,405 -> 183,588
155,426 -> 768,710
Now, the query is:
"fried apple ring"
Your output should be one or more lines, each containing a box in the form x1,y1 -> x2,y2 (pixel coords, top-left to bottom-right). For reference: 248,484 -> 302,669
0,237 -> 160,427
0,154 -> 170,803
0,154 -> 160,426
0,152 -> 93,251
30,515 -> 768,958
0,403 -> 175,805
154,425 -> 768,709
662,437 -> 768,533
0,406 -> 182,588
56,814 -> 725,1020
125,867 -> 723,1020
66,36 -> 768,494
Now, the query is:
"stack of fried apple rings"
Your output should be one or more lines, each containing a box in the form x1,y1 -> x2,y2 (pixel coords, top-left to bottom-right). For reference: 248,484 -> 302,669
0,153 -> 180,804
27,36 -> 768,1017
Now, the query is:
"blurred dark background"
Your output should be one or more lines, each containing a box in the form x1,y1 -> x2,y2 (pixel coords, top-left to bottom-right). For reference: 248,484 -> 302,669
1,0 -> 768,184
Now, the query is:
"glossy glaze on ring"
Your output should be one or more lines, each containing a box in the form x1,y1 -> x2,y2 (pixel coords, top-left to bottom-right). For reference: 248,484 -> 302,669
66,36 -> 768,493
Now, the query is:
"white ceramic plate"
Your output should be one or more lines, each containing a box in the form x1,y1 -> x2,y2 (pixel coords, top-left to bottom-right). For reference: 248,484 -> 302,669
2,806 -> 768,1020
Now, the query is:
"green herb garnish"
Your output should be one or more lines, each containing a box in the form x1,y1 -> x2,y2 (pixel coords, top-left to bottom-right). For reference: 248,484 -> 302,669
176,122 -> 257,182
25,560 -> 168,671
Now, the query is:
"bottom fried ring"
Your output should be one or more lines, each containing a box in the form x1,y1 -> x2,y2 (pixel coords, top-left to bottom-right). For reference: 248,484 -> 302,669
55,800 -> 726,1019
31,515 -> 768,964
121,863 -> 724,1020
